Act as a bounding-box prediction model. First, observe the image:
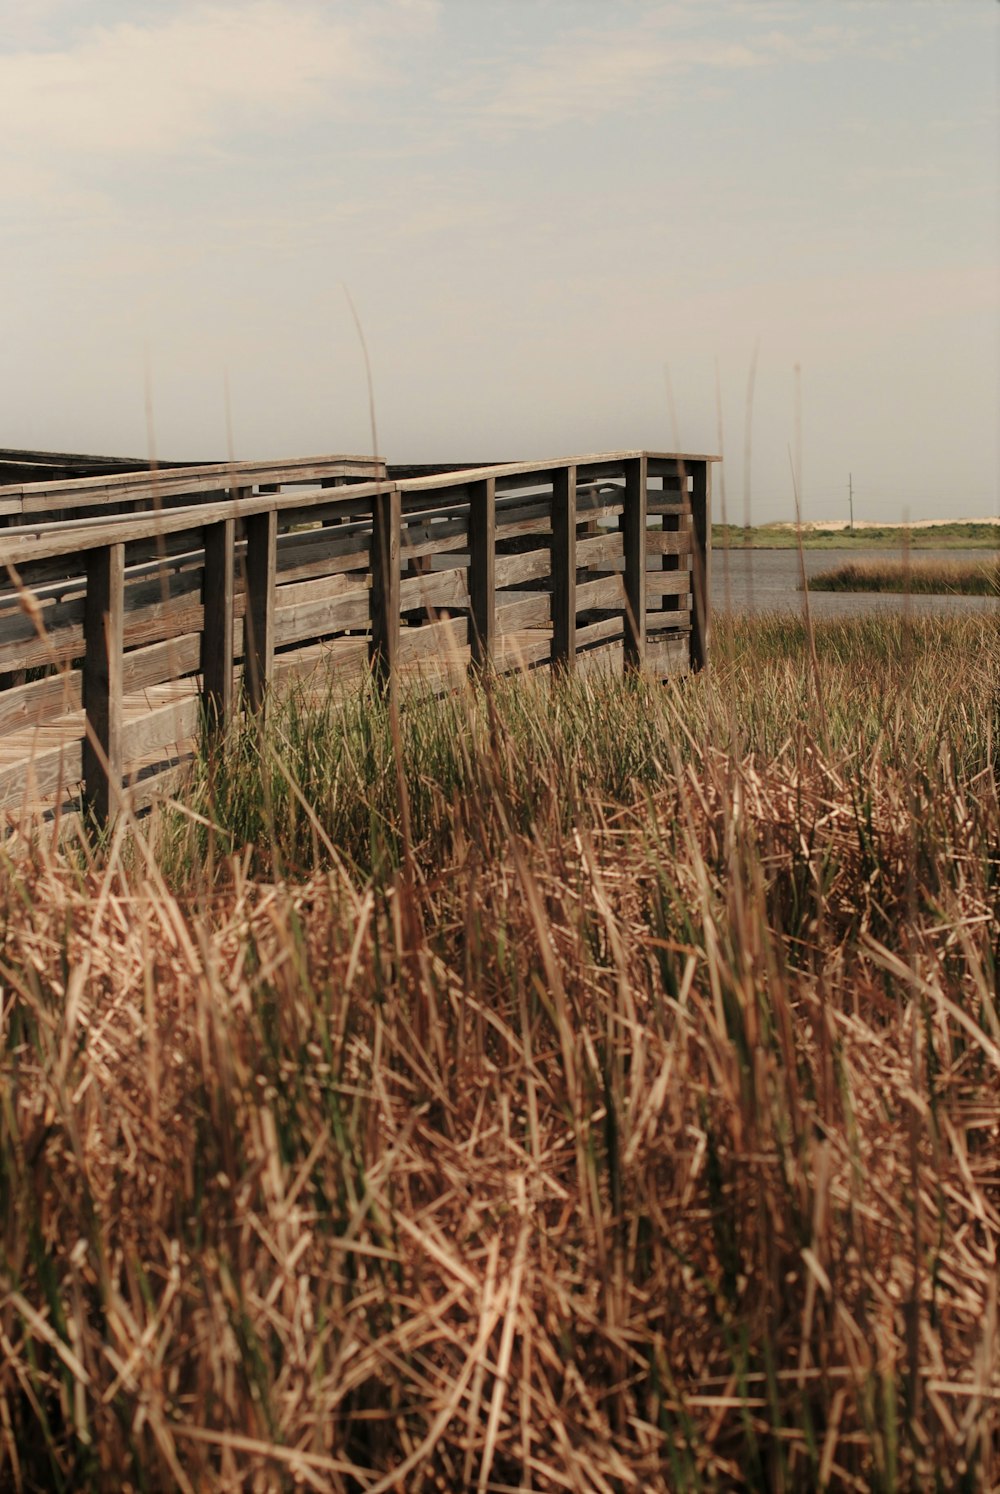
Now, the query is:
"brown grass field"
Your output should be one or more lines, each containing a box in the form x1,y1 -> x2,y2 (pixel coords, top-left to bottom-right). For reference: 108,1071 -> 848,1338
0,612 -> 998,1491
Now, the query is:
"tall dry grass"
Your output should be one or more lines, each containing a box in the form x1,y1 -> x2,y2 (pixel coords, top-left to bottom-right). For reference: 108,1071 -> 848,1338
1,612 -> 998,1491
808,558 -> 1000,597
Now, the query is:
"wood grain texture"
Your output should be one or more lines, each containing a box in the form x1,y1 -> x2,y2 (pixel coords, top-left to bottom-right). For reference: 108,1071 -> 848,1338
574,616 -> 623,651
576,531 -> 623,569
495,547 -> 552,590
576,574 -> 625,613
497,592 -> 551,634
398,567 -> 470,613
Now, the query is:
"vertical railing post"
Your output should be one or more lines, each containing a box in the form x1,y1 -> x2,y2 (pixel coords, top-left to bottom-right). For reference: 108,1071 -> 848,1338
623,455 -> 648,670
370,485 -> 400,685
690,460 -> 711,672
244,507 -> 277,712
83,541 -> 124,824
551,464 -> 577,669
202,517 -> 235,729
468,476 -> 496,670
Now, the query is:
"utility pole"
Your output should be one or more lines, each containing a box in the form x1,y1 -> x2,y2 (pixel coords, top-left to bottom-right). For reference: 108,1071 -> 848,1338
848,472 -> 854,534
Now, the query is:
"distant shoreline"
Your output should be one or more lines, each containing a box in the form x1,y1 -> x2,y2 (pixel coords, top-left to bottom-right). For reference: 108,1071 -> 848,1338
712,519 -> 1000,551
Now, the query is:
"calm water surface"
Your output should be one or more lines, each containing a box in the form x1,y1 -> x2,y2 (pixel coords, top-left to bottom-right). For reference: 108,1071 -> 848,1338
712,548 -> 999,618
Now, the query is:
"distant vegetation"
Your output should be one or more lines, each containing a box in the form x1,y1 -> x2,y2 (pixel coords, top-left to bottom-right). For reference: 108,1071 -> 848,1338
809,556 -> 1000,596
713,519 -> 1000,550
2,613 -> 998,1490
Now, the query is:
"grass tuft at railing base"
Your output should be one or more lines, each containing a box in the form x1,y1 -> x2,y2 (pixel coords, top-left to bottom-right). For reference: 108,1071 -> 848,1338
1,614 -> 998,1491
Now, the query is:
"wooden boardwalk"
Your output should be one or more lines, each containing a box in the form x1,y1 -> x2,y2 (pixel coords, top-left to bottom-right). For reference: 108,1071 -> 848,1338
0,451 -> 714,822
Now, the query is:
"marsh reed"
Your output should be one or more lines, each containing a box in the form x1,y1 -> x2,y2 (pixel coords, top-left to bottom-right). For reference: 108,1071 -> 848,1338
1,613 -> 998,1490
808,557 -> 1000,597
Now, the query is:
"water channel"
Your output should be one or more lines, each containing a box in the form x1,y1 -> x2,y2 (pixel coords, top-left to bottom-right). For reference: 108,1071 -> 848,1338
711,548 -> 999,618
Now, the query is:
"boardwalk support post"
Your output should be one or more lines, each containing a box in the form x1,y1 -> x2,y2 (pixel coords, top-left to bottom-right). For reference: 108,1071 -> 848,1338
202,516 -> 235,729
468,476 -> 496,669
623,455 -> 648,671
83,541 -> 124,824
370,486 -> 400,685
690,460 -> 711,672
244,506 -> 277,712
551,464 -> 577,669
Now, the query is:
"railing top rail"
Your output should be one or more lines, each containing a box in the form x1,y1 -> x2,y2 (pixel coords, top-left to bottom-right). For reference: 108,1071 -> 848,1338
0,480 -> 386,567
0,453 -> 386,513
394,450 -> 720,494
0,451 -> 719,568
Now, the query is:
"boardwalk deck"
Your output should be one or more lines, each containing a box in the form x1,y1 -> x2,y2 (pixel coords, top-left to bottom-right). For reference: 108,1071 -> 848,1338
0,450 -> 714,822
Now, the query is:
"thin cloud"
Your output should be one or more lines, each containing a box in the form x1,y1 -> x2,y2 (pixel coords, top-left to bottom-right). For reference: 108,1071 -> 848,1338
1,1 -> 433,163
457,15 -> 855,132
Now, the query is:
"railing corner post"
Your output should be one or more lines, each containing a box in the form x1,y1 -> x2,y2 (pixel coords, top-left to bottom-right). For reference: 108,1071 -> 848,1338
623,455 -> 648,671
244,506 -> 277,714
469,475 -> 496,671
690,461 -> 711,672
551,464 -> 577,669
82,541 -> 124,825
370,485 -> 401,686
202,516 -> 236,731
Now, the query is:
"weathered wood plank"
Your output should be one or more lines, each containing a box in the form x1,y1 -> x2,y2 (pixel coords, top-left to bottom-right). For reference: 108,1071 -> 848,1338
647,613 -> 690,636
495,548 -> 551,590
468,476 -> 495,667
575,574 -> 625,613
0,671 -> 81,736
82,543 -> 124,823
0,484 -> 375,567
399,616 -> 470,664
119,694 -> 201,776
576,531 -> 623,569
276,527 -> 371,583
401,516 -> 469,563
574,616 -> 623,651
646,634 -> 689,678
0,738 -> 83,809
275,569 -> 371,614
273,637 -> 369,687
645,529 -> 691,557
1,455 -> 384,516
646,571 -> 691,598
575,500 -> 624,525
493,632 -> 551,670
398,567 -> 470,613
497,592 -> 550,634
275,590 -> 370,646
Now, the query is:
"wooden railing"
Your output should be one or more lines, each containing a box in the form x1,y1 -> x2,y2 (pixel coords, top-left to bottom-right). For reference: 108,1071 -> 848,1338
0,453 -> 385,524
0,450 -> 714,822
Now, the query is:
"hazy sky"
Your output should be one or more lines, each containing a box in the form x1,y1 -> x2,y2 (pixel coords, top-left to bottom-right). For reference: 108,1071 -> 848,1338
3,0 -> 997,520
